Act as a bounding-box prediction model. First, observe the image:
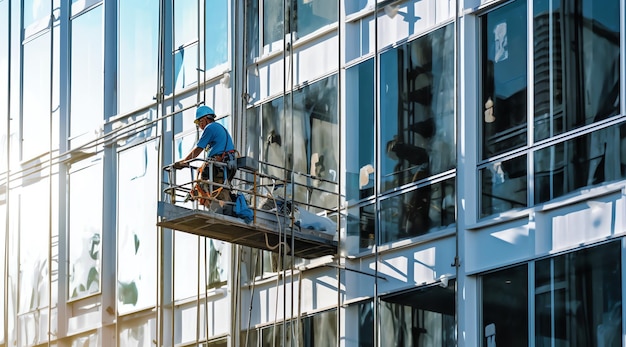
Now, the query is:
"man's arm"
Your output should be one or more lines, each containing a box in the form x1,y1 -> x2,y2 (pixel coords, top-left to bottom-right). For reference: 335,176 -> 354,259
173,147 -> 204,169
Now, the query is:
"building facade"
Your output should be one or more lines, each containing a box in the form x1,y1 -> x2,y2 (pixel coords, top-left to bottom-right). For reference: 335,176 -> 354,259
0,0 -> 625,346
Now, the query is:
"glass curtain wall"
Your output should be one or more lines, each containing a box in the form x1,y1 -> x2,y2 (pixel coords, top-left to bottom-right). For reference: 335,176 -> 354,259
378,23 -> 456,245
479,0 -> 623,218
481,241 -> 621,346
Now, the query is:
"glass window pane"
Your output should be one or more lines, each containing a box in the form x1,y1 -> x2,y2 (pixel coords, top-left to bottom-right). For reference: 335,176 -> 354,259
345,59 -> 375,202
481,0 -> 528,158
70,6 -> 103,139
119,0 -> 159,113
480,156 -> 528,218
119,318 -> 156,346
245,0 -> 259,62
534,122 -> 625,203
533,0 -> 620,141
174,0 -> 197,47
258,76 -> 338,211
22,0 -> 51,30
294,0 -> 337,38
345,202 -> 375,254
174,44 -> 199,91
535,242 -> 621,346
118,141 -> 158,314
381,283 -> 456,346
205,0 -> 228,70
22,32 -> 51,160
19,181 -> 50,314
263,0 -> 283,48
380,178 -> 455,243
481,265 -> 528,347
380,24 -> 456,192
69,159 -> 102,300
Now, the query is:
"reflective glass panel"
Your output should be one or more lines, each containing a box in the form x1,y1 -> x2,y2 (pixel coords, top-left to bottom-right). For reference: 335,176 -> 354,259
533,0 -> 620,141
22,0 -> 51,30
245,0 -> 259,62
22,32 -> 51,160
258,76 -> 338,211
345,59 -> 375,202
70,6 -> 103,139
119,0 -> 159,113
480,156 -> 528,218
174,44 -> 199,91
119,318 -> 156,346
380,24 -> 456,192
19,180 -> 50,313
534,122 -> 626,203
381,283 -> 456,346
380,178 -> 455,243
294,0 -> 337,38
481,0 -> 528,158
70,332 -> 99,347
174,0 -> 197,47
118,141 -> 158,314
205,0 -> 228,70
68,159 -> 102,299
535,242 -> 621,346
345,202 -> 375,254
481,265 -> 528,347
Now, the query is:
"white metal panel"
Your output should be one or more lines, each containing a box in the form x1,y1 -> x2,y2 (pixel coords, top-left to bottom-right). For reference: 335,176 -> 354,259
465,217 -> 533,273
292,34 -> 339,87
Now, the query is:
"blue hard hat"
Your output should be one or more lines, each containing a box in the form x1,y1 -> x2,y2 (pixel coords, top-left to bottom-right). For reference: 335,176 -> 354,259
195,105 -> 215,120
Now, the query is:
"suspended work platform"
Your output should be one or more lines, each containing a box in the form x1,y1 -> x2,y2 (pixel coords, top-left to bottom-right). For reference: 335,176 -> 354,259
157,157 -> 339,259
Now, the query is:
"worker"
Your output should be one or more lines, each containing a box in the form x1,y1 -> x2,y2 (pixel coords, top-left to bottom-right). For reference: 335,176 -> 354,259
174,105 -> 237,203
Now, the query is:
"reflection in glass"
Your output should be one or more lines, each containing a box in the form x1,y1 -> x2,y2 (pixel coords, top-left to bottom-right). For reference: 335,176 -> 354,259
119,0 -> 159,113
70,332 -> 99,347
262,0 -> 338,50
174,0 -> 197,47
481,0 -> 527,158
119,318 -> 155,346
535,242 -> 621,346
480,156 -> 527,217
533,0 -> 620,141
0,0 -> 7,173
260,310 -> 336,346
380,24 -> 455,192
357,301 -> 374,347
118,141 -> 158,314
69,160 -> 102,299
345,59 -> 375,202
252,75 -> 338,211
381,179 -> 455,243
345,203 -> 375,254
22,0 -> 51,30
71,6 -> 103,139
245,0 -> 259,62
481,265 -> 528,347
22,33 -> 51,160
534,122 -> 626,203
381,283 -> 456,346
205,0 -> 228,71
174,44 -> 199,91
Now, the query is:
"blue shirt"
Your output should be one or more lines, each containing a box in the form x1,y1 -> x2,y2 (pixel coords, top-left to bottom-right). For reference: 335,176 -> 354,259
196,122 -> 235,157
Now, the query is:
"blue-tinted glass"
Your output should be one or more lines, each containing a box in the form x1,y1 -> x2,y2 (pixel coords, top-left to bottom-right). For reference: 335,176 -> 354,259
533,0 -> 620,141
380,24 -> 456,192
22,0 -> 51,29
481,0 -> 527,157
295,0 -> 337,38
0,0 -> 7,173
174,0 -> 197,47
174,44 -> 199,91
480,156 -> 528,217
119,0 -> 159,113
534,121 -> 626,203
345,59 -> 374,201
70,6 -> 103,139
205,0 -> 228,70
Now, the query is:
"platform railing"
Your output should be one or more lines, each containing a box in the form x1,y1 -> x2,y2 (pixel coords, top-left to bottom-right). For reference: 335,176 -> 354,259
161,157 -> 340,231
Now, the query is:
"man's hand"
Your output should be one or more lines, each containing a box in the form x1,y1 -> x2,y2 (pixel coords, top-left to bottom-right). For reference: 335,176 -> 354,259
173,161 -> 189,169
